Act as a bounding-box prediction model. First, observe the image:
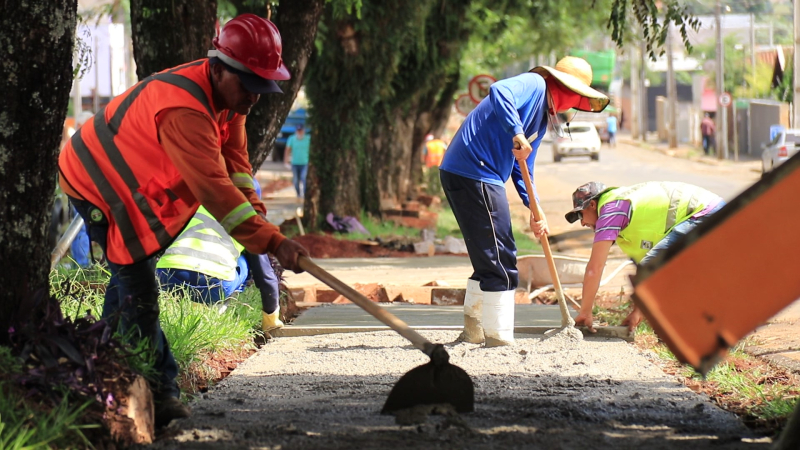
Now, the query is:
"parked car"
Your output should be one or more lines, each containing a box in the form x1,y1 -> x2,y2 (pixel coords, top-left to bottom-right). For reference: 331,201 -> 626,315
566,109 -> 612,143
761,129 -> 800,176
272,108 -> 308,162
551,122 -> 602,162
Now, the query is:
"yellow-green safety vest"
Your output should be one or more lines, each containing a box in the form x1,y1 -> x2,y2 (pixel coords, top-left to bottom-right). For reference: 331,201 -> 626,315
598,182 -> 720,263
156,206 -> 244,280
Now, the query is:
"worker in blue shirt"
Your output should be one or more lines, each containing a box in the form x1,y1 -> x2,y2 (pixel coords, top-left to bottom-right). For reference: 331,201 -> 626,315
606,114 -> 618,147
440,56 -> 609,347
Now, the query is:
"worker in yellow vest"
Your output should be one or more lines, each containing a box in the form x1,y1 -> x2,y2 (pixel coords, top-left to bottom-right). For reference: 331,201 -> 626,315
564,181 -> 724,333
156,180 -> 284,332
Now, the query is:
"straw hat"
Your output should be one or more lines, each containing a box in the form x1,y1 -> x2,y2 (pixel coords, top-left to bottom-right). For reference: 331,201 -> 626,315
531,56 -> 610,113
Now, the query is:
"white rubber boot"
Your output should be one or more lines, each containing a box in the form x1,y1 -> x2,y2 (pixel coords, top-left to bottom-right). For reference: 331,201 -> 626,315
456,279 -> 484,343
482,290 -> 515,347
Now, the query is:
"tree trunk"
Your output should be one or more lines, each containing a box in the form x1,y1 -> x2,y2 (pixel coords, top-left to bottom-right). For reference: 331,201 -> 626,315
228,0 -> 325,171
0,0 -> 77,344
305,0 -> 470,226
129,0 -> 217,79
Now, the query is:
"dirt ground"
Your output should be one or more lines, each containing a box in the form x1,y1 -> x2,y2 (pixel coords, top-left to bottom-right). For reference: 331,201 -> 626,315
144,331 -> 768,450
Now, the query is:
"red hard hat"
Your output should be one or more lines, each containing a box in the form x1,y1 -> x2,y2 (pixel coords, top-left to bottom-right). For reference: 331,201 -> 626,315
212,14 -> 290,81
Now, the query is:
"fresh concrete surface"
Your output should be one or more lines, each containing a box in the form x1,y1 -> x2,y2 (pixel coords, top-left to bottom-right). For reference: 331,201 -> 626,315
150,331 -> 764,449
275,304 -> 632,341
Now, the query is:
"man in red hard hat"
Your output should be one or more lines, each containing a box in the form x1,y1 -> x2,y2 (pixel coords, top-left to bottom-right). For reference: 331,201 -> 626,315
58,14 -> 308,427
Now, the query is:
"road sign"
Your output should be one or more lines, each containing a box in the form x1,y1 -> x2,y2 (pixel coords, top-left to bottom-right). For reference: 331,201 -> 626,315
468,74 -> 497,104
455,93 -> 476,117
718,92 -> 732,107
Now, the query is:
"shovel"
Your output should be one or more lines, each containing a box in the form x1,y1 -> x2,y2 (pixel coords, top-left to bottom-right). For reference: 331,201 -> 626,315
297,255 -> 474,414
517,158 -> 575,328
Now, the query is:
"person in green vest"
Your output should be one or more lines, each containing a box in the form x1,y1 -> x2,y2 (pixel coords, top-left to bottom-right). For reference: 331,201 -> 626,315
156,180 -> 285,332
564,181 -> 725,332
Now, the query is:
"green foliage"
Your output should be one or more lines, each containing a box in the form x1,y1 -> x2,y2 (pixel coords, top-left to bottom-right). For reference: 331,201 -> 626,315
694,34 -> 758,95
423,166 -> 444,199
51,265 -> 108,321
774,66 -> 793,104
51,265 -> 260,395
734,61 -> 776,100
435,206 -> 463,240
0,386 -> 96,450
153,287 -> 259,373
609,0 -> 701,59
689,349 -> 800,423
462,0 -> 615,80
307,0 -> 471,216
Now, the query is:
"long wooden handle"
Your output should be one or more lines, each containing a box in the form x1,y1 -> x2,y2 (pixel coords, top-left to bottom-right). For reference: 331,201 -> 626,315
298,255 -> 437,355
518,159 -> 575,327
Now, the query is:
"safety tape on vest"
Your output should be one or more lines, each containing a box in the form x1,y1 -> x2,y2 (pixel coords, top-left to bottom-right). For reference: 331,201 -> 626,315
221,202 -> 257,234
231,173 -> 254,189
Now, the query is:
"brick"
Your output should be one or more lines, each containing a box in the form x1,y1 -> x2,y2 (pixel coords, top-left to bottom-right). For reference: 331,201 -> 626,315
332,283 -> 390,304
402,201 -> 421,212
315,288 -> 339,303
391,286 -> 434,304
416,194 -> 441,208
432,288 -> 466,306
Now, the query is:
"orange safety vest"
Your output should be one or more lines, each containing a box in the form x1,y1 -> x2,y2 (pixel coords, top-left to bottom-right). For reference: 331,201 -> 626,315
59,59 -> 239,265
425,139 -> 446,167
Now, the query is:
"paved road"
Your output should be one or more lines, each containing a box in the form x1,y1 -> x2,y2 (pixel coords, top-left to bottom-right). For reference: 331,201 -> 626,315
535,135 -> 758,200
526,134 -> 759,249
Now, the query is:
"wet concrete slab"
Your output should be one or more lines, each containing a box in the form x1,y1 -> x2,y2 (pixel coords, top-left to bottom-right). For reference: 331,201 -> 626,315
274,303 -> 631,340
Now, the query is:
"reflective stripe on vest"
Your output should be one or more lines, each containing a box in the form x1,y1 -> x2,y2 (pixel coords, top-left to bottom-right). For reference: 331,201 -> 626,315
221,201 -> 257,234
599,182 -> 719,262
157,207 -> 243,280
231,173 -> 254,189
68,60 -> 231,263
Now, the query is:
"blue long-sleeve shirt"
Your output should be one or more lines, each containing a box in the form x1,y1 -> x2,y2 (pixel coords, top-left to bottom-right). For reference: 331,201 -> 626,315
440,72 -> 548,207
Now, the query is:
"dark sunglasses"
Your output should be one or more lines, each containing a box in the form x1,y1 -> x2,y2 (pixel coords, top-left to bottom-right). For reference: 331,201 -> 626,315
575,210 -> 584,221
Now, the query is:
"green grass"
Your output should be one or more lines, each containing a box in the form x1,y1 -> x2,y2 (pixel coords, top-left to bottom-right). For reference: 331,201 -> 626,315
159,286 -> 260,370
688,344 -> 800,423
50,266 -> 262,395
626,320 -> 798,427
0,348 -> 97,449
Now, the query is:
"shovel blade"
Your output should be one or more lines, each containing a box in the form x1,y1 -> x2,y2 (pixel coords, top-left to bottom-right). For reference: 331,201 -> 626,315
381,360 -> 474,414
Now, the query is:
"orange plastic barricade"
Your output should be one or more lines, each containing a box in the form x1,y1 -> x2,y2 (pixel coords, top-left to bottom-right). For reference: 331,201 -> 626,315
631,153 -> 800,375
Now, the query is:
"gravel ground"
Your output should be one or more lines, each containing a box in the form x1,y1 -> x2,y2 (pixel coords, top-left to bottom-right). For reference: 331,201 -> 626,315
144,331 -> 771,450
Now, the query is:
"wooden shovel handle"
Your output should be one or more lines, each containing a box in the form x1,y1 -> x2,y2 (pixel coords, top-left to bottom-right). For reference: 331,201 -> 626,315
518,159 -> 575,326
298,255 -> 437,356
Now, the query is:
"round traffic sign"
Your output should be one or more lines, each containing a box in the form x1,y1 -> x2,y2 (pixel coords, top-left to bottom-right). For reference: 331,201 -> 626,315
468,74 -> 497,104
719,92 -> 732,107
455,93 -> 476,117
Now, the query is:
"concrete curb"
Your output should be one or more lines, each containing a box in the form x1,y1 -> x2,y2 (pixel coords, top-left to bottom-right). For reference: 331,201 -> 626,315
272,325 -> 633,341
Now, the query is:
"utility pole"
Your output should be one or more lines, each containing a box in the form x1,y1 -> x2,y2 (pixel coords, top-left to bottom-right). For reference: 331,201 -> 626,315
640,39 -> 648,142
666,23 -> 678,149
631,44 -> 640,139
750,12 -> 756,92
715,0 -> 726,159
794,0 -> 800,128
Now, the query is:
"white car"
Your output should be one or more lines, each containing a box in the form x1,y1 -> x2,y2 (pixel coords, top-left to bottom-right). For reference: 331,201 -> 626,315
551,122 -> 602,162
761,129 -> 800,176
